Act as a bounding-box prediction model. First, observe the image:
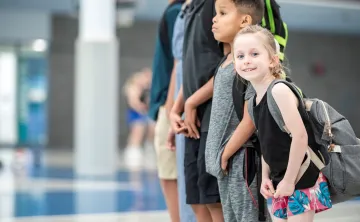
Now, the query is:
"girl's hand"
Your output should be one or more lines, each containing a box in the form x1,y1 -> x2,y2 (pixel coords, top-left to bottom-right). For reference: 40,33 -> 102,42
260,178 -> 275,199
273,179 -> 295,198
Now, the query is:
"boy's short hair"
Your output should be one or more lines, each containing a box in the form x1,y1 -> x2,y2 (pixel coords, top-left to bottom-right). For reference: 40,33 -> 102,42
232,0 -> 264,25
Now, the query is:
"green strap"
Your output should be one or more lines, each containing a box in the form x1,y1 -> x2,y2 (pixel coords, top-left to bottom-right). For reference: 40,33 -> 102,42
274,35 -> 286,48
278,52 -> 284,61
262,17 -> 266,27
266,0 -> 275,34
284,22 -> 288,45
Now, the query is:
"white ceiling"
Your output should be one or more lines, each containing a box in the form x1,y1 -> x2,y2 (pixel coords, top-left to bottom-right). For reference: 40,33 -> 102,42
0,0 -> 359,34
277,0 -> 360,33
134,0 -> 360,34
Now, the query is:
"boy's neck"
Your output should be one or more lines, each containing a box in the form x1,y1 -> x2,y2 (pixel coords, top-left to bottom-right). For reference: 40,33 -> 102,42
223,43 -> 231,55
221,52 -> 233,68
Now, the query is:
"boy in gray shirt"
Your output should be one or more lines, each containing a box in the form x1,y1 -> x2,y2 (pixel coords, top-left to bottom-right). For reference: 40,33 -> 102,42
182,0 -> 271,221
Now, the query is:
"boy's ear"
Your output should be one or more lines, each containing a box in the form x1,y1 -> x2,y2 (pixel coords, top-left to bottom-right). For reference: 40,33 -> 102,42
240,15 -> 252,28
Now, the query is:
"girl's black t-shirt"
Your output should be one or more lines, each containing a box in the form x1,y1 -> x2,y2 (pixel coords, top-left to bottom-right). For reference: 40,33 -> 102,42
253,92 -> 320,190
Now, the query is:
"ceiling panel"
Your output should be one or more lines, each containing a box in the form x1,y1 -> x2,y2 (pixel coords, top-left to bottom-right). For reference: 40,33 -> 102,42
134,0 -> 360,34
0,0 -> 359,34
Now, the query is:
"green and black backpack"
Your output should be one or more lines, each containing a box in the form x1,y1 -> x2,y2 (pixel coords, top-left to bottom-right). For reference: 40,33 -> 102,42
261,0 -> 288,62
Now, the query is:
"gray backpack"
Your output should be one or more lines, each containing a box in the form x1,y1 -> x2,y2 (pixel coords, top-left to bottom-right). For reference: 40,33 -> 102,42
248,79 -> 360,204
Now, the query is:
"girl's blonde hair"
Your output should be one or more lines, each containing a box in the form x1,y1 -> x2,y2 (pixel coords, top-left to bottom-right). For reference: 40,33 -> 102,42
234,25 -> 287,79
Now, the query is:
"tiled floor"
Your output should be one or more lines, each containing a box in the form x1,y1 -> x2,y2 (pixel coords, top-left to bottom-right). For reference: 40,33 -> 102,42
0,148 -> 359,222
10,204 -> 360,222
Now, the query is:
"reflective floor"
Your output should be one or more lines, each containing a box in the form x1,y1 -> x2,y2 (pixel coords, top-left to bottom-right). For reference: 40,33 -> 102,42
0,148 -> 359,222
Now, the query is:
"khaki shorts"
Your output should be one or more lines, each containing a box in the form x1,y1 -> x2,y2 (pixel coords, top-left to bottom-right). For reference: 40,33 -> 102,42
154,106 -> 177,180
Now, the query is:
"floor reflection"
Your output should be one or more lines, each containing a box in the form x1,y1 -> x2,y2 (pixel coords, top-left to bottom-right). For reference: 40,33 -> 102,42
0,149 -> 359,222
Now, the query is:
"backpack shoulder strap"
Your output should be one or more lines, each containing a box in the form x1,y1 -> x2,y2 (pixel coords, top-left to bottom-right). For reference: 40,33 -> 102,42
247,95 -> 256,126
232,78 -> 247,121
266,79 -> 305,133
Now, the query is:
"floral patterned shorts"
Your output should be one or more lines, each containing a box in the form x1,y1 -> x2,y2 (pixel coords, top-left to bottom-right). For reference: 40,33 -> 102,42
271,173 -> 332,219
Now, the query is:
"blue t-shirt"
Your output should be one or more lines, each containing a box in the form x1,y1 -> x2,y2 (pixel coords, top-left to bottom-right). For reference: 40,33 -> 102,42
148,3 -> 182,121
172,10 -> 185,98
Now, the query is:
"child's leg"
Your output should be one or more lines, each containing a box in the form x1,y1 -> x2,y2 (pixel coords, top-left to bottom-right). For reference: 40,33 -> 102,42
126,121 -> 146,148
288,210 -> 315,222
124,119 -> 146,168
197,132 -> 223,221
272,217 -> 287,222
272,207 -> 315,222
154,107 -> 179,222
191,205 -> 212,222
175,133 -> 196,221
229,150 -> 271,221
184,136 -> 212,221
206,203 -> 224,222
146,120 -> 155,144
159,179 -> 180,222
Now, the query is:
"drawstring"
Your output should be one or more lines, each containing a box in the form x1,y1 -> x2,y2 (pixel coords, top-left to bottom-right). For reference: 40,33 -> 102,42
245,148 -> 259,208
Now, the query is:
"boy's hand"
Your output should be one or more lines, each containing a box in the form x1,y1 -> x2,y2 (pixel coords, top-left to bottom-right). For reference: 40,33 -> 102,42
184,100 -> 200,139
221,152 -> 229,176
167,129 -> 176,151
169,110 -> 187,134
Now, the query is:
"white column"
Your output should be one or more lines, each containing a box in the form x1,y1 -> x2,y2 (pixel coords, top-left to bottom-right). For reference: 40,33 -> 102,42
0,52 -> 17,145
79,0 -> 115,41
75,0 -> 119,176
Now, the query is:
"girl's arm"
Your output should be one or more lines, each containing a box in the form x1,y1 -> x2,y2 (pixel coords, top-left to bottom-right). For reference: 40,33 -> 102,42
272,83 -> 308,184
221,101 -> 255,160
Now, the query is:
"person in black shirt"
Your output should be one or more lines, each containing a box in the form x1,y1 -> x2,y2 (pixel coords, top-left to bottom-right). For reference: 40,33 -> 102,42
169,0 -> 225,221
